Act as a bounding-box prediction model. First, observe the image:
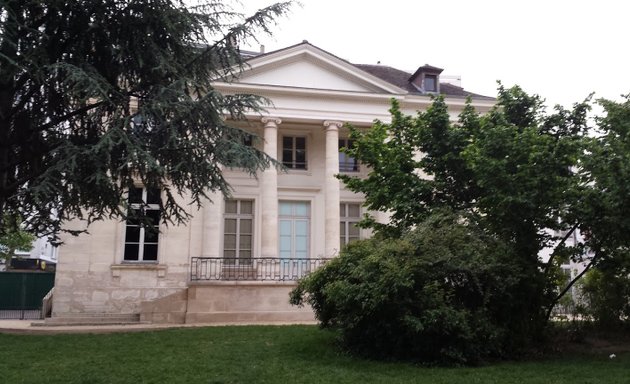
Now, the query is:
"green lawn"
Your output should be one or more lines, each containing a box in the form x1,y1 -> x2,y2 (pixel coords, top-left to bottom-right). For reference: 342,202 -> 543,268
1,325 -> 628,384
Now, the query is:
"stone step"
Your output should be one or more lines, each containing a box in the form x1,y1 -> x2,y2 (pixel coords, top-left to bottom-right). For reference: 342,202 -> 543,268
35,313 -> 144,327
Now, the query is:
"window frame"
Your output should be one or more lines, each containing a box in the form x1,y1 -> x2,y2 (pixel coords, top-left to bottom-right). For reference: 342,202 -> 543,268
281,135 -> 308,170
338,138 -> 359,172
278,201 -> 311,259
222,199 -> 255,265
424,74 -> 438,92
123,187 -> 161,263
340,202 -> 361,247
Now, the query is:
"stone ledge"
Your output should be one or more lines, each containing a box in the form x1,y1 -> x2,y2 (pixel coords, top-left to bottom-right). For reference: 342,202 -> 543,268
111,263 -> 168,277
188,280 -> 298,287
185,311 -> 316,324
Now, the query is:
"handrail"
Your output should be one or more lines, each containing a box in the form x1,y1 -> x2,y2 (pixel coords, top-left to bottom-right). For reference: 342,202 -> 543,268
190,257 -> 332,281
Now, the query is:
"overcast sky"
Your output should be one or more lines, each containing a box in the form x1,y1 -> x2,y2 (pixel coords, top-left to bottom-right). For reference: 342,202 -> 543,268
241,0 -> 629,109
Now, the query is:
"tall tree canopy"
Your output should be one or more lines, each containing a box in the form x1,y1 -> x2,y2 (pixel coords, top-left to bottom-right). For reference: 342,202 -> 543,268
0,0 -> 292,239
339,86 -> 630,324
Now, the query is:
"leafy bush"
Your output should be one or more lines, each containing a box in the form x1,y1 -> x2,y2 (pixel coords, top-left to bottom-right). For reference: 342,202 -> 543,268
581,259 -> 630,327
291,211 -> 532,365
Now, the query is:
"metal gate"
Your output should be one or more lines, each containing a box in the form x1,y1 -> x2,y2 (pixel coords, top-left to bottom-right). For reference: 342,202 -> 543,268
0,272 -> 55,320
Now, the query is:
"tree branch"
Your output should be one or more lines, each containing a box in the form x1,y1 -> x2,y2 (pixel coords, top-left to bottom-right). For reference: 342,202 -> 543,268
545,250 -> 600,321
36,100 -> 106,133
544,222 -> 579,274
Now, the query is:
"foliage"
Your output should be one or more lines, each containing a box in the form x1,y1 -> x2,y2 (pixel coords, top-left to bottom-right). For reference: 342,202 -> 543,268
581,258 -> 630,328
573,95 -> 630,265
0,0 -> 292,239
339,86 -> 588,246
0,214 -> 35,265
291,210 -> 533,365
338,86 -> 593,334
323,85 -> 630,362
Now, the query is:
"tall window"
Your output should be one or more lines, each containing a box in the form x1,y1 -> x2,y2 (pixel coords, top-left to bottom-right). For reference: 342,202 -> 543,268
279,201 -> 310,259
124,187 -> 161,261
282,136 -> 307,169
223,199 -> 254,265
340,203 -> 361,247
339,138 -> 359,172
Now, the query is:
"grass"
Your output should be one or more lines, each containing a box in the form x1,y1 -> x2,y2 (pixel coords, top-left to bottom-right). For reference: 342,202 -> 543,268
1,325 -> 628,384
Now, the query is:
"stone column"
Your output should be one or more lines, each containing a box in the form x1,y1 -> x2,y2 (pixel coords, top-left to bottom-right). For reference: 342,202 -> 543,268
260,117 -> 281,258
323,121 -> 342,257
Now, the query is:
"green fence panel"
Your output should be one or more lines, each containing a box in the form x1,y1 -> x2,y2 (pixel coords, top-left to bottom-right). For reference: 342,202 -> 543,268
0,272 -> 55,310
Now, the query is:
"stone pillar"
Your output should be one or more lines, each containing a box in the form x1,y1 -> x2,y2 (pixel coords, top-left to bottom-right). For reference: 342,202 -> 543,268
323,121 -> 342,257
260,117 -> 281,258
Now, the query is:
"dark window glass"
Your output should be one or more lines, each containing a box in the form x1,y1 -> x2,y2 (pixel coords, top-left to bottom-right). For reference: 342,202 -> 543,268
124,244 -> 139,260
424,75 -> 437,92
125,227 -> 140,243
124,187 -> 160,262
296,137 -> 305,150
129,187 -> 143,204
282,136 -> 307,169
339,139 -> 358,172
282,148 -> 293,166
146,188 -> 161,205
143,245 -> 158,261
295,149 -> 306,169
146,209 -> 160,224
144,228 -> 159,243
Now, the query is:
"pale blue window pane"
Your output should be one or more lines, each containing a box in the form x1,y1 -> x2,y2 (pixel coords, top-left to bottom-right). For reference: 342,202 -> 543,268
279,202 -> 292,216
295,202 -> 309,217
295,220 -> 308,236
280,250 -> 291,258
279,220 -> 291,235
295,237 -> 307,252
280,236 -> 292,252
295,250 -> 307,258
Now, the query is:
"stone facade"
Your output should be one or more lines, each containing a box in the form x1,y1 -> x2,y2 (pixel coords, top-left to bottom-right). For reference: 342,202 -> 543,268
52,42 -> 494,324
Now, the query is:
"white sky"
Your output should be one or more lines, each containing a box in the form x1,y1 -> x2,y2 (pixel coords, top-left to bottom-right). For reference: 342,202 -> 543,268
241,0 -> 630,109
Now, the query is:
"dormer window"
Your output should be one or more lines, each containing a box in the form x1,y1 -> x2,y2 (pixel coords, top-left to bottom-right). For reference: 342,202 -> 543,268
424,74 -> 437,92
409,64 -> 444,94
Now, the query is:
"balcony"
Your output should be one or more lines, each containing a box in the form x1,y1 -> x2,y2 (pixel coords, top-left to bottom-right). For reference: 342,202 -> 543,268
190,257 -> 332,281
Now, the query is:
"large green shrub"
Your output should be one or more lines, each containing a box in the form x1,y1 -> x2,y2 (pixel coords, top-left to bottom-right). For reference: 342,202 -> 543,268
291,211 -> 532,365
581,257 -> 630,327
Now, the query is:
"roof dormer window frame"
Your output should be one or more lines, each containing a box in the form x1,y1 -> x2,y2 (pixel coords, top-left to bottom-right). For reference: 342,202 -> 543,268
423,74 -> 438,93
409,64 -> 444,95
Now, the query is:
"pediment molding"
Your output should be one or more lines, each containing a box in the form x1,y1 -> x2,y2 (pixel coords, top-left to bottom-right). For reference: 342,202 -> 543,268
236,42 -> 406,94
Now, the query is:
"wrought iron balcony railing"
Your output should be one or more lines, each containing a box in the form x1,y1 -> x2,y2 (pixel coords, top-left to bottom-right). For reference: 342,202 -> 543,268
190,257 -> 332,281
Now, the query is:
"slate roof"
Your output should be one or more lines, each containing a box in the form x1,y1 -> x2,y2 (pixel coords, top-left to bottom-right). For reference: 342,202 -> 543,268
354,64 -> 494,100
241,41 -> 494,100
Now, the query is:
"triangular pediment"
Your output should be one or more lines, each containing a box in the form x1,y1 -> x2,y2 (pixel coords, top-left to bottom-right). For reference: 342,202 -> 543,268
236,42 -> 406,94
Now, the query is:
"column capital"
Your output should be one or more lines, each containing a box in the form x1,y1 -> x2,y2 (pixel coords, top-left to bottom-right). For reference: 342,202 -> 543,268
323,120 -> 343,130
261,116 -> 282,126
